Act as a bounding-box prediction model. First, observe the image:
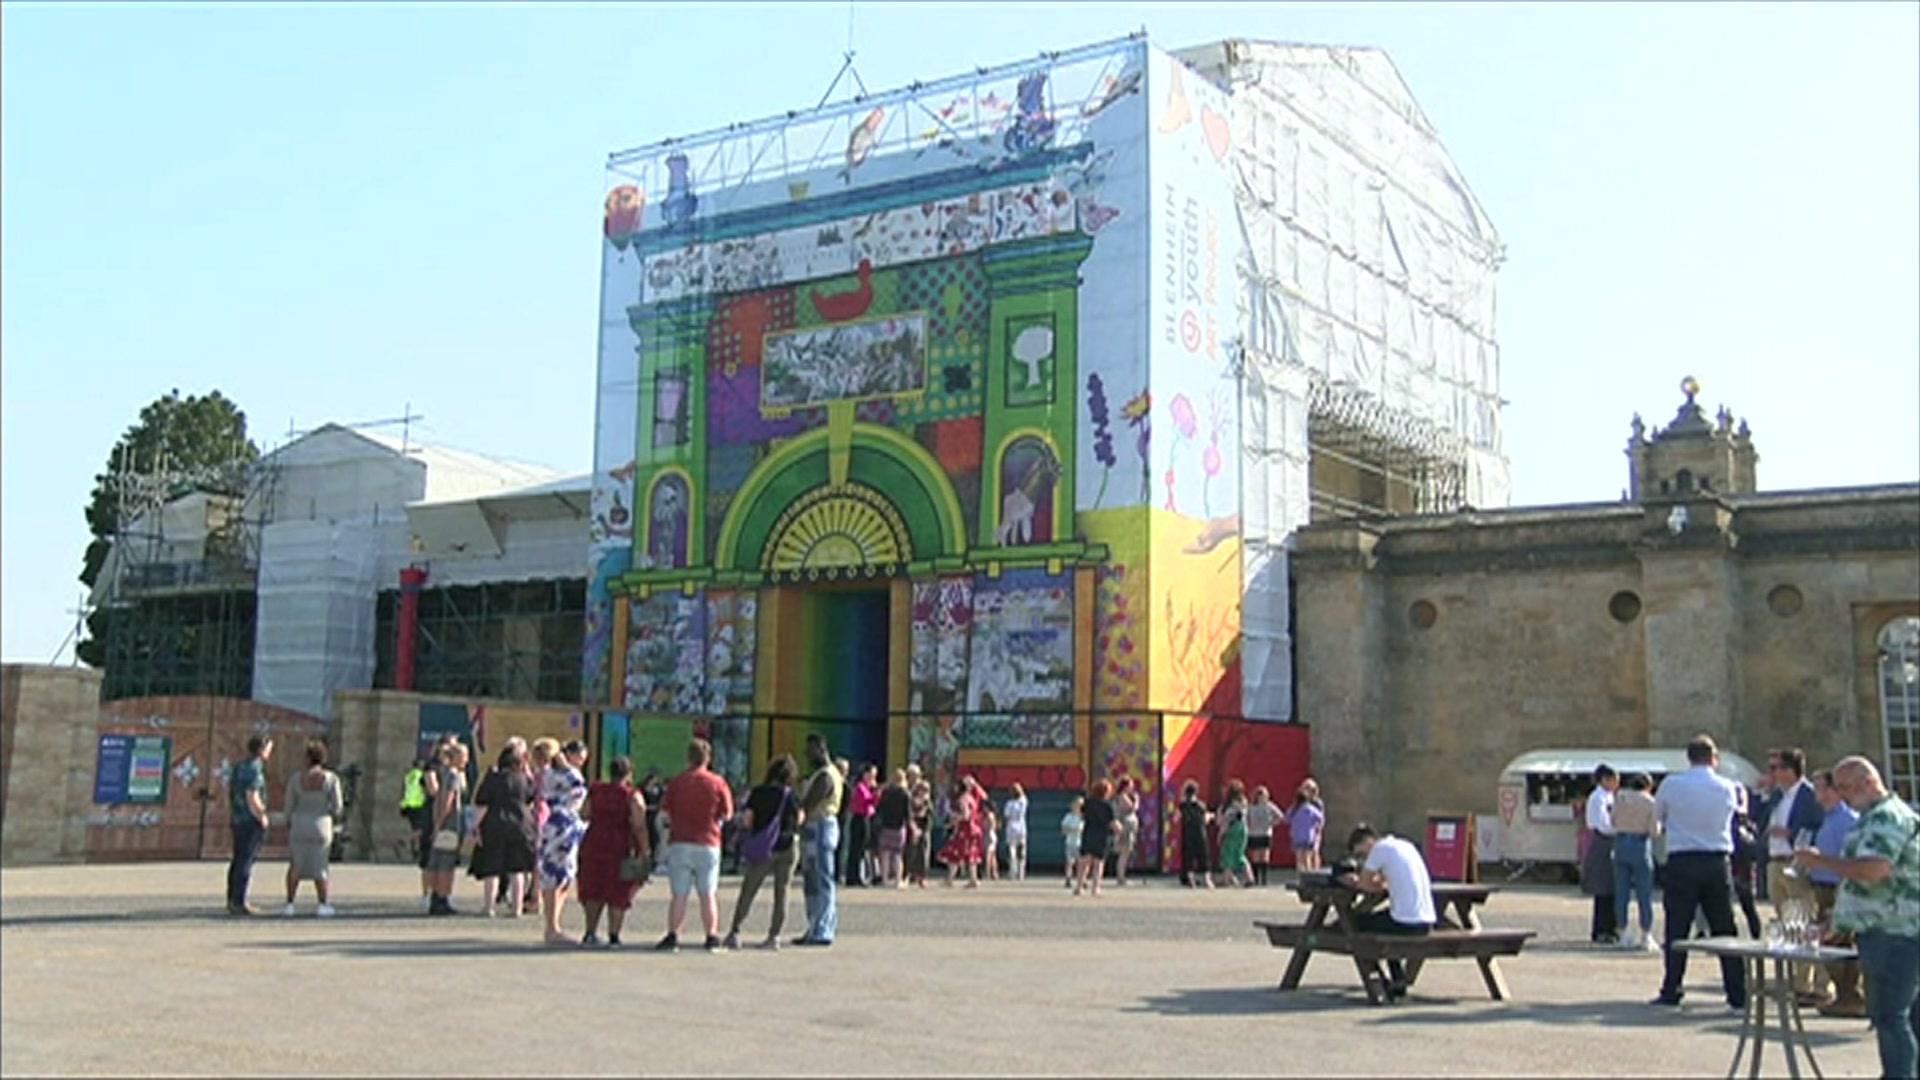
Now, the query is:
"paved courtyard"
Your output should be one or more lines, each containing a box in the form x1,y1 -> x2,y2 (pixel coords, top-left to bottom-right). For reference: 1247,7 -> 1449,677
0,862 -> 1884,1076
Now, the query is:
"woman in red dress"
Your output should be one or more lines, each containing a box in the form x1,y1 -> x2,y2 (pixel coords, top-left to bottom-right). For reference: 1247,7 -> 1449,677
940,776 -> 987,889
576,756 -> 649,948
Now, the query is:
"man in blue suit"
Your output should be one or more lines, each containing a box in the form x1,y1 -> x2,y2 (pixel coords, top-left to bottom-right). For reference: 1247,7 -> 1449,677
1760,747 -> 1825,1002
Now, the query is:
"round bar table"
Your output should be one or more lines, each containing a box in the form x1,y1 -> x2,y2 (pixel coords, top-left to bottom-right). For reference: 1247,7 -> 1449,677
1675,937 -> 1859,1080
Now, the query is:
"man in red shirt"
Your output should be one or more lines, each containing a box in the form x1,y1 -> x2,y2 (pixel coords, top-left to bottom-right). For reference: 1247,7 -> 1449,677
655,738 -> 735,952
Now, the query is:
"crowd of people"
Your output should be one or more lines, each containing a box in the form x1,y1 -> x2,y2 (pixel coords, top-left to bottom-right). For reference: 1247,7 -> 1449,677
1488,736 -> 1914,1079
217,726 -> 1916,1076
226,729 -> 1331,930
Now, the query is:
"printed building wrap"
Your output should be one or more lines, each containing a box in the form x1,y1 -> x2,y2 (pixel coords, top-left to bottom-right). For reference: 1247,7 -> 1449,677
585,35 -> 1501,866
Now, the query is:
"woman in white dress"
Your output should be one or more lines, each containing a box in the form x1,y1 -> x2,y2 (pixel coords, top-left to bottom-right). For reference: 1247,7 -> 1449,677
1002,784 -> 1029,881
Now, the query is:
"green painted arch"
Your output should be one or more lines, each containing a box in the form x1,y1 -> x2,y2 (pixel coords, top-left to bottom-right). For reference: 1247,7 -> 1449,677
713,424 -> 967,573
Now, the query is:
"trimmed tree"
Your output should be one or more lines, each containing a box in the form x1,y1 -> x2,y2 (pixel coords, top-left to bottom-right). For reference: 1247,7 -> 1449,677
78,389 -> 258,667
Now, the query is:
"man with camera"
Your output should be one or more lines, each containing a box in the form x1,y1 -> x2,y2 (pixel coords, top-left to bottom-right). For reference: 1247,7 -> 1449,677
1338,823 -> 1437,1002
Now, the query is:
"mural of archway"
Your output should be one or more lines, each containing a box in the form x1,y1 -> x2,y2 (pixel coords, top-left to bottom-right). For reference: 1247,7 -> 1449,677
714,423 -> 967,576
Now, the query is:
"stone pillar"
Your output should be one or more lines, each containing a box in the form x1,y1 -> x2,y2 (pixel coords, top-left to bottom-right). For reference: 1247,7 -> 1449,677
1637,498 -> 1745,751
1,665 -> 104,865
1291,524 -> 1391,842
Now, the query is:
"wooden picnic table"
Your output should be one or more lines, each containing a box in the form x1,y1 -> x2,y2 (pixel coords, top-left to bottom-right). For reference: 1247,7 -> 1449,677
1257,878 -> 1532,1005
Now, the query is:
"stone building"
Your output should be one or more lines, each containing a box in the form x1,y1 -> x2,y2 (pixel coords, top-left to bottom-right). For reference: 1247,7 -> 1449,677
1295,379 -> 1920,846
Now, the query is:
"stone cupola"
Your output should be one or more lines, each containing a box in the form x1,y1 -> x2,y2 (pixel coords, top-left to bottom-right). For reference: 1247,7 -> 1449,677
1626,376 -> 1759,501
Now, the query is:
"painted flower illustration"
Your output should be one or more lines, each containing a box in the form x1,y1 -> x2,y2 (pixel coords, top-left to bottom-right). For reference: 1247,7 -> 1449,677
1169,394 -> 1198,441
1121,391 -> 1151,502
1086,373 -> 1116,509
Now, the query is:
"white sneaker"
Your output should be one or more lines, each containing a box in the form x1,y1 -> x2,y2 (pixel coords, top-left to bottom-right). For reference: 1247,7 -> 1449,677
1645,934 -> 1663,953
315,904 -> 336,918
419,895 -> 432,912
1617,930 -> 1638,951
280,904 -> 297,918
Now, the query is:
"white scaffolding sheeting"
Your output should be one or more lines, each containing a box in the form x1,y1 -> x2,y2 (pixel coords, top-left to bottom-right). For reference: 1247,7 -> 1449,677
1174,41 -> 1512,720
252,518 -> 395,720
1181,42 -> 1508,492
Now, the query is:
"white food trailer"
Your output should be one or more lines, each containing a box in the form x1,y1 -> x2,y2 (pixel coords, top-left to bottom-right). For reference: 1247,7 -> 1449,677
1492,748 -> 1764,870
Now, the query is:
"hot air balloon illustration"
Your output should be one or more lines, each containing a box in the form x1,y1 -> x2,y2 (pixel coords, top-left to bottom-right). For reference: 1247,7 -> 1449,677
839,107 -> 887,181
1003,72 -> 1057,157
662,153 -> 698,226
603,184 -> 645,249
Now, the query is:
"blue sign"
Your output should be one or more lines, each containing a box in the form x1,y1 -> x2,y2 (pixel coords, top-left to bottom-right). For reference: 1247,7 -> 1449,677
93,735 -> 132,804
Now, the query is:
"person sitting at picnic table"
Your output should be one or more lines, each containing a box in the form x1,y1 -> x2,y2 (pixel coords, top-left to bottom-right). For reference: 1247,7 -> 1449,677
1338,823 -> 1437,1002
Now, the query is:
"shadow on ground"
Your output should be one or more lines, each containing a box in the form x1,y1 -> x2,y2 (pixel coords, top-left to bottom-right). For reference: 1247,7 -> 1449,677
1,907 -> 441,929
232,936 -> 618,958
1129,984 -> 1862,1047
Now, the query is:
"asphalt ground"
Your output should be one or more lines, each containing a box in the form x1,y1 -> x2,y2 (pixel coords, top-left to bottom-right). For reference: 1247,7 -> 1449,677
0,862 -> 1885,1077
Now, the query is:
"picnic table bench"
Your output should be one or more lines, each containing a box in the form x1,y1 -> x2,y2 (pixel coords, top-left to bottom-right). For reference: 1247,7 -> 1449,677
1255,879 -> 1535,1005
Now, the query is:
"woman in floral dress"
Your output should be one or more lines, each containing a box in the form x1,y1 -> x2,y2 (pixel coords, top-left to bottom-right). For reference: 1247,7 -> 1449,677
940,776 -> 984,888
536,738 -> 590,945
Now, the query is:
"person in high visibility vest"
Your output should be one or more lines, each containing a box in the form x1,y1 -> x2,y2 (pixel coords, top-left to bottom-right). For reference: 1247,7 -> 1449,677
401,765 -> 428,814
401,758 -> 431,869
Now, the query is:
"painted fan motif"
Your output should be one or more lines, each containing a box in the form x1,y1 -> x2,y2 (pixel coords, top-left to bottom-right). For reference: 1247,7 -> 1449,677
766,484 -> 909,572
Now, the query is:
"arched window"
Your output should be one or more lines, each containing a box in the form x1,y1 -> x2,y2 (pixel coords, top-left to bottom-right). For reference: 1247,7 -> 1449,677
1675,468 -> 1694,493
996,437 -> 1057,546
1880,616 -> 1920,805
646,474 -> 691,569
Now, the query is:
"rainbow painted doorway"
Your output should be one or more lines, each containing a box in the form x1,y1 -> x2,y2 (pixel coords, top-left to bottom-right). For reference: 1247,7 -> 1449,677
764,583 -> 897,773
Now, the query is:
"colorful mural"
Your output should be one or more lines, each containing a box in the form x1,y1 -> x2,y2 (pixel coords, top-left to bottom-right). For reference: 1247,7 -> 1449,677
584,40 -> 1286,849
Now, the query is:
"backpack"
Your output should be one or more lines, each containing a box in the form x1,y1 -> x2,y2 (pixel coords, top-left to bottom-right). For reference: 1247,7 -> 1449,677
741,790 -> 788,865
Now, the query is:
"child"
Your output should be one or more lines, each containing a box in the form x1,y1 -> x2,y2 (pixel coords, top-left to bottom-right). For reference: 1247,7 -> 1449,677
1178,780 -> 1214,889
1003,783 -> 1029,882
1288,779 -> 1325,873
1061,797 -> 1085,888
1246,785 -> 1280,885
1218,780 -> 1253,888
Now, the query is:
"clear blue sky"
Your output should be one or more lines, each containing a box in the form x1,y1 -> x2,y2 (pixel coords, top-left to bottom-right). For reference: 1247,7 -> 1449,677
5,2 -> 1916,664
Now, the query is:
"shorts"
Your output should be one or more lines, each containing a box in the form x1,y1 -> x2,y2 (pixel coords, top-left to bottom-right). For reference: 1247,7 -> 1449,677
426,844 -> 461,873
666,842 -> 721,897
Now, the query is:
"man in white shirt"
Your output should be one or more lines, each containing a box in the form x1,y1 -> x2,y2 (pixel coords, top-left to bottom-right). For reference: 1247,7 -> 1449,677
1651,735 -> 1748,1011
1761,747 -> 1826,1002
1341,824 -> 1437,1001
1583,765 -> 1620,945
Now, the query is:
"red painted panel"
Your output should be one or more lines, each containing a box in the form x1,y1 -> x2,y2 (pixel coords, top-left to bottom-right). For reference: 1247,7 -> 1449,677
1162,717 -> 1311,869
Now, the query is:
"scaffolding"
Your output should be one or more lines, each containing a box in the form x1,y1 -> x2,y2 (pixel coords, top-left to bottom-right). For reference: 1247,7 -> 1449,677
94,446 -> 279,701
372,578 -> 586,704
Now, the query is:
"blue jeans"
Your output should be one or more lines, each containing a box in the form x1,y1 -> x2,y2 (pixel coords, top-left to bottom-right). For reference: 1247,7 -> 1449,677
801,817 -> 839,943
227,817 -> 264,909
1858,930 -> 1920,1080
1613,834 -> 1655,933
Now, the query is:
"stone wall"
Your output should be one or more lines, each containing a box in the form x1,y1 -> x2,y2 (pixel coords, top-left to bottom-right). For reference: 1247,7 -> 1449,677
1,665 -> 103,865
1294,485 -> 1920,849
331,690 -> 586,862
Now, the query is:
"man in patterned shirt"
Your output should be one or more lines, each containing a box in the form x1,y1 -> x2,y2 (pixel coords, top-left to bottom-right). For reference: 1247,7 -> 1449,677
1794,756 -> 1920,1080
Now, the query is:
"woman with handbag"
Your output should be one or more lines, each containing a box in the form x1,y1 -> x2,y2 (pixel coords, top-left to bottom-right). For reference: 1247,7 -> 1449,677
535,739 -> 590,946
425,742 -> 470,917
723,754 -> 802,950
577,755 -> 649,948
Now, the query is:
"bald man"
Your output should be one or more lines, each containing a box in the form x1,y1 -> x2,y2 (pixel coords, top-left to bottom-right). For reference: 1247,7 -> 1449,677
1794,757 -> 1920,1080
